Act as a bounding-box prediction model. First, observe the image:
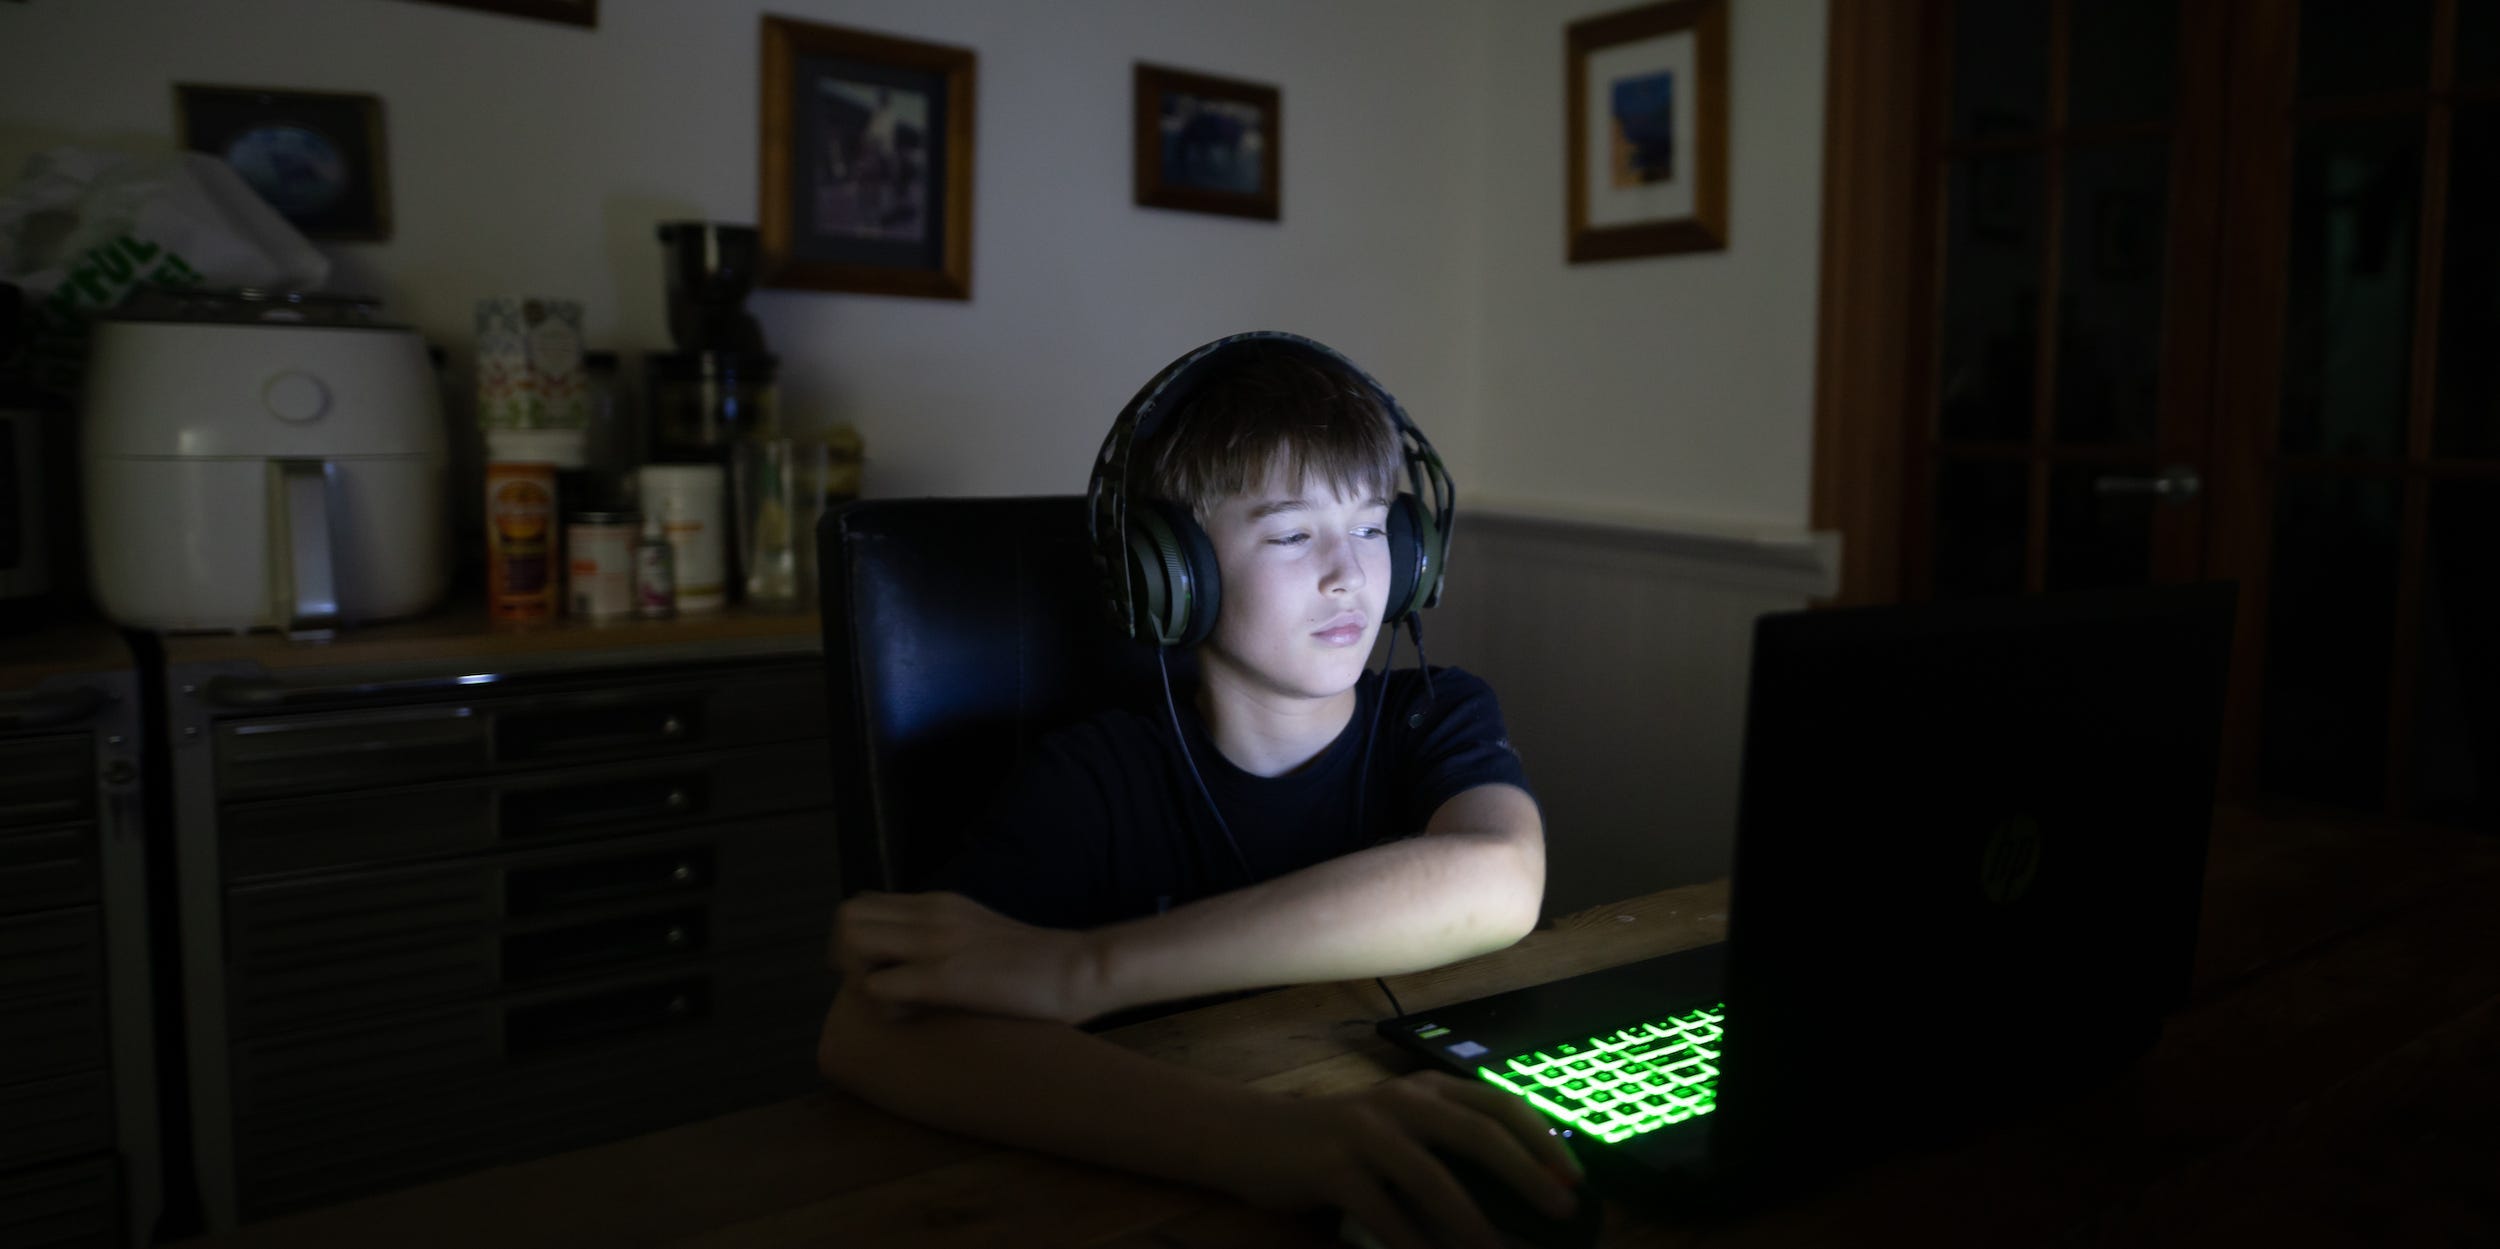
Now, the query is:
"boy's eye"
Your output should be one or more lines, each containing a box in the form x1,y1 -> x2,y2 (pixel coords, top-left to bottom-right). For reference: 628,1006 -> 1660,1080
1355,526 -> 1387,540
1268,533 -> 1310,547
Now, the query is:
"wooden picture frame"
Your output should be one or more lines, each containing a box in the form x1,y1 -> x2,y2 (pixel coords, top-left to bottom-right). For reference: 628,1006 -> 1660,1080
1134,63 -> 1281,221
759,17 -> 976,300
175,84 -> 392,241
1566,0 -> 1729,261
400,0 -> 596,28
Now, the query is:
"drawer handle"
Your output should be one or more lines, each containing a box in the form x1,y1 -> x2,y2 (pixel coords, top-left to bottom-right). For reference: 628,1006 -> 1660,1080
504,976 -> 710,1059
507,848 -> 715,915
0,687 -> 106,731
502,909 -> 707,982
503,775 -> 707,837
496,704 -> 705,761
202,673 -> 500,709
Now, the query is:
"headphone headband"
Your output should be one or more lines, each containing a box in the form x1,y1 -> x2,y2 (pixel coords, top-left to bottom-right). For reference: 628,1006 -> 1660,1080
1087,331 -> 1456,645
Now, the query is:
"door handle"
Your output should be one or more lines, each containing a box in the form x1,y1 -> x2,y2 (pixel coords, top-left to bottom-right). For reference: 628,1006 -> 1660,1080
2093,465 -> 2202,503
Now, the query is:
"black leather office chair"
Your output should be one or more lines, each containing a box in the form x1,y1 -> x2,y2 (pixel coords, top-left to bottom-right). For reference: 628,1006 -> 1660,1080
816,496 -> 1180,903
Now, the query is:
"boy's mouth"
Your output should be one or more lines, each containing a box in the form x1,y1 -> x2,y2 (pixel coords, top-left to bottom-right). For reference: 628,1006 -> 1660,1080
1312,613 -> 1367,646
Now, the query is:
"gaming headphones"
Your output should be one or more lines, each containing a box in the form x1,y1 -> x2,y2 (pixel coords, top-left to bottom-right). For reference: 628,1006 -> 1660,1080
1086,331 -> 1456,649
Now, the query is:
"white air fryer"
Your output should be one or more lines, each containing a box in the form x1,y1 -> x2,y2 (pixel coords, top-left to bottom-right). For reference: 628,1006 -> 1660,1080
82,288 -> 448,632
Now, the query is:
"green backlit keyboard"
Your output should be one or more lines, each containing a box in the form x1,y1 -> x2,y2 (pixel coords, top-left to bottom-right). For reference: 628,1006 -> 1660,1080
1473,1004 -> 1724,1145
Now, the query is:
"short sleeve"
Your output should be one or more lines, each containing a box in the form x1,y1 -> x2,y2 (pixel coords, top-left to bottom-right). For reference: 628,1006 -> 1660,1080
916,734 -> 1115,931
1398,667 -> 1534,830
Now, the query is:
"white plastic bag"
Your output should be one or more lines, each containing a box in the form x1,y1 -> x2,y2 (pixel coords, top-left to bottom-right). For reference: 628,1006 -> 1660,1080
1,146 -> 329,393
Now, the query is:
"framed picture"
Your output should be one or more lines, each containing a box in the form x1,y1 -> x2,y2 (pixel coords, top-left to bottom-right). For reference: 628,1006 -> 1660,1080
398,0 -> 596,28
759,16 -> 975,300
1134,63 -> 1280,221
1565,0 -> 1728,262
175,84 -> 391,241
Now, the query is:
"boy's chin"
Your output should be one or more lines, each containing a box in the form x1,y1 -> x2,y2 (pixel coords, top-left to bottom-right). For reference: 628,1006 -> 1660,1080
1294,647 -> 1374,694
1204,638 -> 1373,700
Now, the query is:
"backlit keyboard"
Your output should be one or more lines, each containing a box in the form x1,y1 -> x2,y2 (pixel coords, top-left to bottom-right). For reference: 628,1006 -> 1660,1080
1473,1004 -> 1724,1144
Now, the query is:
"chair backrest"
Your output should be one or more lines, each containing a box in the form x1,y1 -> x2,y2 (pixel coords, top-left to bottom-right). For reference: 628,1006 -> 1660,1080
816,496 -> 1178,900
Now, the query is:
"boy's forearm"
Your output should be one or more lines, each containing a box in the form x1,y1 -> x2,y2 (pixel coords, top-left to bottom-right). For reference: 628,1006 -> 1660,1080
1087,830 -> 1539,1015
817,981 -> 1278,1199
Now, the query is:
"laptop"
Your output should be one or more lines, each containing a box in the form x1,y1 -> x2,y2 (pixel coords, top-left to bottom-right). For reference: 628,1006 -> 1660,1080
1379,582 -> 2238,1204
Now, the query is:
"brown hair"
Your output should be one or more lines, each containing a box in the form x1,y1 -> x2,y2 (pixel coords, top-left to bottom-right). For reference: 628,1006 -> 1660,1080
1139,346 -> 1402,524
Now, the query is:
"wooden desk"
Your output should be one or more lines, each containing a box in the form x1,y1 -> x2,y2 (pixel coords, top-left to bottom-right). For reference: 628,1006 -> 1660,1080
176,808 -> 2500,1247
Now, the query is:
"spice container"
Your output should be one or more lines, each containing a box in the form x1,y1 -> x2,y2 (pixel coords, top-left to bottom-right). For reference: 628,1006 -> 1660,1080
636,463 -> 725,612
566,511 -> 639,622
485,462 -> 557,621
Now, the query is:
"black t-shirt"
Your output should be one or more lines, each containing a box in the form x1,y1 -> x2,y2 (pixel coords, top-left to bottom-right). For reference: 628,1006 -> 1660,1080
920,665 -> 1533,930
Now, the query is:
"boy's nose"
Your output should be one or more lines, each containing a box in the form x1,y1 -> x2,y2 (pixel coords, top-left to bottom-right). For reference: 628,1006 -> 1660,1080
1320,537 -> 1366,591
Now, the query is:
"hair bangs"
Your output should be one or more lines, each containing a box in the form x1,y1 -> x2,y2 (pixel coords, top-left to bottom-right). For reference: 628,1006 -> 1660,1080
1141,349 -> 1402,522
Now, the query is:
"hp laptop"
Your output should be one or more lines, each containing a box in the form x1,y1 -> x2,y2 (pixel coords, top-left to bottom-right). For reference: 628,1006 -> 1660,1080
1379,582 -> 2237,1203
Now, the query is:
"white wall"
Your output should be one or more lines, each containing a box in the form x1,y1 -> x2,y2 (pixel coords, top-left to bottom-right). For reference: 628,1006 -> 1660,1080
2,0 -> 1836,895
0,0 -> 1492,498
1475,0 -> 1828,531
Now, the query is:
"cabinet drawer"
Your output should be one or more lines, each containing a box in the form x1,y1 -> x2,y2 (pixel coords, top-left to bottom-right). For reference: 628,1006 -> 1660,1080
211,666 -> 828,800
0,825 -> 98,917
0,908 -> 108,1083
225,813 -> 838,1036
231,942 -> 832,1220
214,703 -> 486,800
0,737 -> 91,831
220,741 -> 835,880
0,1155 -> 119,1249
0,991 -> 106,1086
0,1070 -> 112,1171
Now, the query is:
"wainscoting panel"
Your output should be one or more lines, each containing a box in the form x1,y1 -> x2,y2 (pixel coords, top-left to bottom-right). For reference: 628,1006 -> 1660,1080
1418,502 -> 1841,916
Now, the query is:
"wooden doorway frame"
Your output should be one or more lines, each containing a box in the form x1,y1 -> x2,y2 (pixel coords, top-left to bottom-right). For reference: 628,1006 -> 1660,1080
1809,0 -> 2258,801
1808,0 -> 1927,610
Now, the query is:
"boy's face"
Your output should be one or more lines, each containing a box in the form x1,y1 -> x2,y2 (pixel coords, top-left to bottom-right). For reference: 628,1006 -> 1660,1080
1196,462 -> 1393,704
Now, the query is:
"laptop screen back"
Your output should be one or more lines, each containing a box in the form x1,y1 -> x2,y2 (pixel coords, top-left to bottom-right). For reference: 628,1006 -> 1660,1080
1710,583 -> 2236,1179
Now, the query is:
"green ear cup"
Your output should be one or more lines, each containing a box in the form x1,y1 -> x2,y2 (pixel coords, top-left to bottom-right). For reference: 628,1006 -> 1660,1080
1126,503 -> 1190,646
1125,501 -> 1223,648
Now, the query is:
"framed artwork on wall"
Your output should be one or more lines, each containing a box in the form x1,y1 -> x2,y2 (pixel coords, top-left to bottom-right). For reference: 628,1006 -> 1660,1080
398,0 -> 596,28
1134,63 -> 1280,221
1566,0 -> 1728,262
175,84 -> 392,241
759,16 -> 976,300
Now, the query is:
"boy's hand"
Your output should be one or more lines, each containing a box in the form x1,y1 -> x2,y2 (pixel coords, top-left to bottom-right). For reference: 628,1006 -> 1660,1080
829,891 -> 1109,1025
1225,1070 -> 1585,1249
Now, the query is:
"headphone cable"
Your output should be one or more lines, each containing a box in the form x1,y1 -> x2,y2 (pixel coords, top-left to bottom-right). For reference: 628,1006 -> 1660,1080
1158,648 -> 1254,882
1157,644 -> 1409,1022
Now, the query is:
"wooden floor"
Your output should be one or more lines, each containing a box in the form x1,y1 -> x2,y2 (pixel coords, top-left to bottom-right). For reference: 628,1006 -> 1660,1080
172,804 -> 2500,1247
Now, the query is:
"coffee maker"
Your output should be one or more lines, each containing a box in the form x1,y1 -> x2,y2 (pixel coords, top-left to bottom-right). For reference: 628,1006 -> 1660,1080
649,223 -> 778,459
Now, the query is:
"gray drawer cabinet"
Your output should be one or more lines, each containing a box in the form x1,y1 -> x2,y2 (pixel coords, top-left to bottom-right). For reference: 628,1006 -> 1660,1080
165,652 -> 842,1232
0,648 -> 158,1249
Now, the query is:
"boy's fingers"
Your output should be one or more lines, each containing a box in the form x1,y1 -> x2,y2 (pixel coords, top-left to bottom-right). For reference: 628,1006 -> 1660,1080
831,915 -> 935,962
863,963 -> 956,1009
1400,1082 -> 1577,1222
1449,1077 -> 1581,1177
859,966 -> 914,1006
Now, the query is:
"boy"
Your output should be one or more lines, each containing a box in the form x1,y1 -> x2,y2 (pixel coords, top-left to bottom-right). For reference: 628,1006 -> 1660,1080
819,334 -> 1580,1249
